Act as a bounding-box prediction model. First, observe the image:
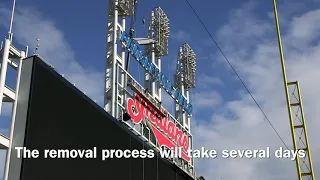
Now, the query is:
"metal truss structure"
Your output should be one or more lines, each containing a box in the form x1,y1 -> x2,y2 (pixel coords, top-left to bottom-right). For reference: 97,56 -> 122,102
273,0 -> 315,179
174,43 -> 196,142
105,0 -> 194,176
144,6 -> 170,108
0,3 -> 28,179
143,7 -> 168,105
174,43 -> 196,174
287,81 -> 315,180
105,0 -> 131,117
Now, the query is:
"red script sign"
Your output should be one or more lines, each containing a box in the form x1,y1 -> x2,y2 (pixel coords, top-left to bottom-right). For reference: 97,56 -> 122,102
127,94 -> 191,161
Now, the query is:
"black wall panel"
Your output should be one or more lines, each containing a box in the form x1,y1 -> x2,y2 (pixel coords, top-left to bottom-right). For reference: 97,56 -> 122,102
8,56 -> 194,180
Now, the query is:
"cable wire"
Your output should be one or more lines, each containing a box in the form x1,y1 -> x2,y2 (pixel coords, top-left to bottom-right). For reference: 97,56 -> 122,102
183,0 -> 289,150
183,3 -> 313,179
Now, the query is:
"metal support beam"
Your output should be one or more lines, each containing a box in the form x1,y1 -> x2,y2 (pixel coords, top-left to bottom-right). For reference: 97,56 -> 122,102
0,134 -> 9,149
3,86 -> 16,102
0,39 -> 11,115
3,50 -> 26,180
272,0 -> 315,179
287,81 -> 315,180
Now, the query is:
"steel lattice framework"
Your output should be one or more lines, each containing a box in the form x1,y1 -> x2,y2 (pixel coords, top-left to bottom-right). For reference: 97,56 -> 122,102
272,0 -> 315,179
105,0 -> 195,177
0,19 -> 28,180
144,6 -> 170,104
174,43 -> 196,132
0,3 -> 29,180
174,43 -> 196,175
287,82 -> 315,180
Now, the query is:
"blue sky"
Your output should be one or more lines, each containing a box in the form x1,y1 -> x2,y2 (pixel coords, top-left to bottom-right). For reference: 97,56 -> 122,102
1,0 -> 320,179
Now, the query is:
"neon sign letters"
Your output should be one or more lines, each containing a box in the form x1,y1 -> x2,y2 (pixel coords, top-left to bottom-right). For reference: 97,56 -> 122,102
120,32 -> 193,115
127,94 -> 191,162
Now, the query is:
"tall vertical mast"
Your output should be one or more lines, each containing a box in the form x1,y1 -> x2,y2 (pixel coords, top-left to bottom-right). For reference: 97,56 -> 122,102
175,43 -> 196,130
8,0 -> 16,42
272,0 -> 315,179
104,0 -> 135,118
0,1 -> 28,180
174,43 -> 196,174
145,7 -> 169,103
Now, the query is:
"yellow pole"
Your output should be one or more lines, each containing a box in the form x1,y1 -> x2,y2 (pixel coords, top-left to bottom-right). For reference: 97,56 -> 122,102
296,81 -> 316,179
272,0 -> 302,179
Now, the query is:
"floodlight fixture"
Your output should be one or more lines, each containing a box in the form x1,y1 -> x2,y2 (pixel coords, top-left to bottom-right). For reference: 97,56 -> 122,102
109,0 -> 136,16
176,43 -> 196,89
146,6 -> 170,57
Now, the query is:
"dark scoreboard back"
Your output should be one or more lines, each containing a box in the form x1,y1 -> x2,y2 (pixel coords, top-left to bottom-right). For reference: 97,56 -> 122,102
7,56 -> 194,180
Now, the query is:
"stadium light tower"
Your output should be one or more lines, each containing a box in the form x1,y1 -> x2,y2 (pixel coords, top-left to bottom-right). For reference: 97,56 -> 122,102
105,2 -> 196,177
174,43 -> 196,130
174,43 -> 196,175
104,0 -> 136,118
145,6 -> 170,103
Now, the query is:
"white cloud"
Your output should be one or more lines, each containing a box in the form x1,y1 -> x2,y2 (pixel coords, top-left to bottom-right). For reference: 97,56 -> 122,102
171,30 -> 191,42
0,7 -> 104,104
289,9 -> 320,44
197,73 -> 223,88
192,2 -> 320,180
192,91 -> 222,110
